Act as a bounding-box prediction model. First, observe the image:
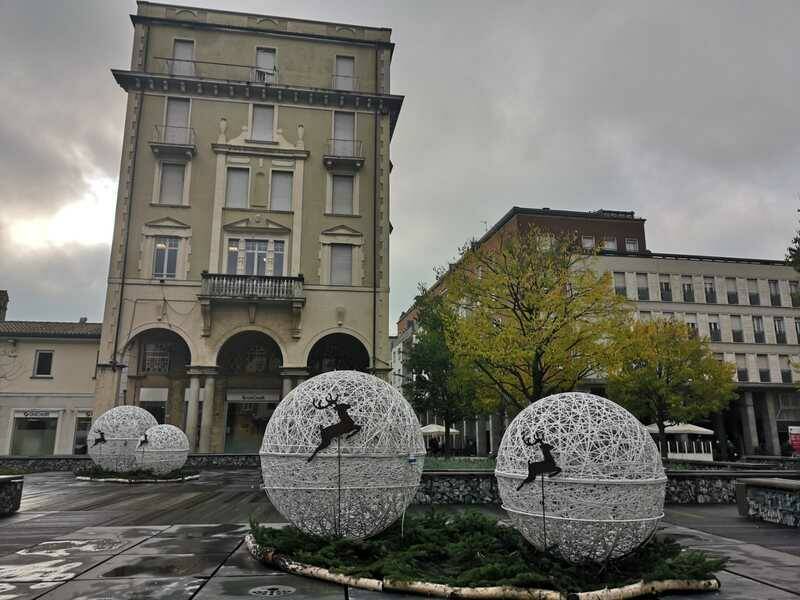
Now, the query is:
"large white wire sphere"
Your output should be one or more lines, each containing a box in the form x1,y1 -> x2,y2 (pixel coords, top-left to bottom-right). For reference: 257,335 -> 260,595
495,392 -> 666,563
88,406 -> 158,473
135,424 -> 190,475
260,370 -> 426,539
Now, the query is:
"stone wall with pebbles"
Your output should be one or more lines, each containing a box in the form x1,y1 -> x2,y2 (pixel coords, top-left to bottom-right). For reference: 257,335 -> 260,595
742,479 -> 800,527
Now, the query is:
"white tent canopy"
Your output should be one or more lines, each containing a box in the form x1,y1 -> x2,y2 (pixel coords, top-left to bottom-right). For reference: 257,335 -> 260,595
646,423 -> 714,436
420,423 -> 460,436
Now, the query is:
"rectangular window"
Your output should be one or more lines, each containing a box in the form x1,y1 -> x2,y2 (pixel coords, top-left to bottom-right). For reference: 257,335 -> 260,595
682,276 -> 694,302
731,315 -> 744,342
255,48 -> 276,83
251,105 -> 274,142
748,279 -> 760,305
625,238 -> 639,252
226,238 -> 239,274
659,274 -> 672,302
602,236 -> 617,251
245,240 -> 269,276
757,354 -> 770,382
791,281 -> 800,307
736,353 -> 748,382
726,277 -> 738,304
780,355 -> 792,383
33,350 -> 53,377
796,318 -> 800,341
270,171 -> 293,211
753,316 -> 765,343
769,280 -> 781,306
332,174 -> 354,215
333,111 -> 355,156
153,236 -> 179,279
273,240 -> 285,276
334,55 -> 355,91
11,416 -> 57,456
73,416 -> 92,455
704,276 -> 717,304
581,235 -> 595,250
685,313 -> 698,337
158,163 -> 185,205
636,273 -> 649,301
775,316 -> 787,344
142,344 -> 171,374
330,244 -> 353,286
225,167 -> 249,208
172,39 -> 195,76
613,272 -> 626,296
165,97 -> 190,144
708,314 -> 721,342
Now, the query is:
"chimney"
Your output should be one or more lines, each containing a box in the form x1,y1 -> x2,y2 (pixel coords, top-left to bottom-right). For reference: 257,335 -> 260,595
0,290 -> 8,322
79,317 -> 88,324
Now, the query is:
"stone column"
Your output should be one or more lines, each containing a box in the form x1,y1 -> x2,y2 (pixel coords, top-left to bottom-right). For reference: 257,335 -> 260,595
281,376 -> 292,399
762,392 -> 782,456
739,392 -> 760,455
280,367 -> 309,394
712,412 -> 728,460
199,374 -> 216,453
476,416 -> 488,456
185,373 -> 201,452
490,413 -> 503,454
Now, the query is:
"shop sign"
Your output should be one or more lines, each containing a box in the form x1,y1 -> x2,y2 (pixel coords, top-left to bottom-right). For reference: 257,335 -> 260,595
20,410 -> 59,418
789,426 -> 800,454
227,389 -> 280,403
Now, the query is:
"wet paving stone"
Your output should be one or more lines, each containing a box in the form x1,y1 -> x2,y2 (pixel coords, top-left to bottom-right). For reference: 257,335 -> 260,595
124,536 -> 241,555
33,576 -> 203,599
191,574 -> 347,599
0,552 -> 114,582
17,537 -> 145,558
67,526 -> 168,539
156,524 -> 250,539
0,581 -> 63,600
76,553 -> 227,580
217,545 -> 283,577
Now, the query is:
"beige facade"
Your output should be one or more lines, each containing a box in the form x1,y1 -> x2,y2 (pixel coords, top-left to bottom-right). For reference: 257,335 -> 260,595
0,320 -> 100,455
95,2 -> 402,453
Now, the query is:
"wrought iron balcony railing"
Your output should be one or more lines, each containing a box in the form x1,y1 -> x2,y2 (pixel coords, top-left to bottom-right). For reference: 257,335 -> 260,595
152,125 -> 196,146
331,74 -> 360,91
199,272 -> 304,302
156,57 -> 279,85
322,139 -> 364,170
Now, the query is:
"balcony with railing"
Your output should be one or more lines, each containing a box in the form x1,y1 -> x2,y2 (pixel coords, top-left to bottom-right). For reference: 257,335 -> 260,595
199,272 -> 304,304
322,139 -> 364,170
332,74 -> 360,92
156,57 -> 280,85
150,125 -> 197,157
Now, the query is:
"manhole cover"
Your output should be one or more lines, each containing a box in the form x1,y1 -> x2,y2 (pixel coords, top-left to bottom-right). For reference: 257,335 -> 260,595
248,585 -> 296,597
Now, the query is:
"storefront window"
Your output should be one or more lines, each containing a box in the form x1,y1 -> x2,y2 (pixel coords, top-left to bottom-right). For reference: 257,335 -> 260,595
224,402 -> 274,453
11,415 -> 57,455
73,416 -> 92,455
140,401 -> 166,424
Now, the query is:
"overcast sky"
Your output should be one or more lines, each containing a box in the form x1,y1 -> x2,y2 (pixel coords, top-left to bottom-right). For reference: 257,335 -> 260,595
2,1 -> 800,330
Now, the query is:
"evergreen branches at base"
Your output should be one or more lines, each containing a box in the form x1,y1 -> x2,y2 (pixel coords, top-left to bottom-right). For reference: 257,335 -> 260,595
248,511 -> 724,596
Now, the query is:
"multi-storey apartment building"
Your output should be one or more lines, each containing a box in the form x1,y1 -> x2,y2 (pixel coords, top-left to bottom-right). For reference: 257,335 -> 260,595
395,207 -> 800,458
95,2 -> 402,453
0,292 -> 100,455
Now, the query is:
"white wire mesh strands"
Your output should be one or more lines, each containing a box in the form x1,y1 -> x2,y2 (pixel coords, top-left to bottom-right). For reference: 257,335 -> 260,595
495,392 -> 666,563
88,406 -> 158,473
136,424 -> 190,475
261,370 -> 426,539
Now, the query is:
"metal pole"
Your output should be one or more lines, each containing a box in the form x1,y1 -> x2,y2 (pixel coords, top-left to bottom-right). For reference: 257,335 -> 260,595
541,473 -> 547,550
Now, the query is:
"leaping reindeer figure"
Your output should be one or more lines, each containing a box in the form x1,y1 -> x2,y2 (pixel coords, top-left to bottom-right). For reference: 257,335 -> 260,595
516,433 -> 561,491
307,393 -> 361,463
91,431 -> 106,447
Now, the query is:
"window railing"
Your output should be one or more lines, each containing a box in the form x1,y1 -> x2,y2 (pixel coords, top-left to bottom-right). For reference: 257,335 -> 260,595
660,288 -> 672,302
614,286 -> 626,296
792,291 -> 800,308
749,292 -> 760,305
727,292 -> 738,304
683,287 -> 695,303
776,332 -> 787,344
771,294 -> 782,307
152,125 -> 196,146
759,368 -> 771,382
200,272 -> 304,301
637,288 -> 649,301
737,368 -> 749,382
142,352 -> 170,374
732,330 -> 744,343
332,74 -> 359,91
705,289 -> 717,304
710,329 -> 722,342
326,139 -> 364,158
782,369 -> 793,384
155,56 -> 279,85
754,331 -> 766,344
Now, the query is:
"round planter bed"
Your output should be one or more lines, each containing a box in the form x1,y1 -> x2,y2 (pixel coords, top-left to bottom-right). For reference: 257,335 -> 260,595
246,512 -> 723,600
0,475 -> 24,516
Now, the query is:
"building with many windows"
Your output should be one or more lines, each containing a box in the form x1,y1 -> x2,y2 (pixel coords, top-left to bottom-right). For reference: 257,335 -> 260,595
94,2 -> 402,453
0,292 -> 100,456
395,207 -> 800,458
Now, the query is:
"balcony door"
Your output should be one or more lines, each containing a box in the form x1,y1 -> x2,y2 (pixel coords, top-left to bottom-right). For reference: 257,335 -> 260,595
334,56 -> 354,91
172,40 -> 195,76
256,48 -> 276,84
333,112 -> 355,156
165,98 -> 190,144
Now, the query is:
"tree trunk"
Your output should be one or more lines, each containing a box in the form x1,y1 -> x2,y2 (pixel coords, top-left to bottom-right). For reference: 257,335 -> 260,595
444,420 -> 451,457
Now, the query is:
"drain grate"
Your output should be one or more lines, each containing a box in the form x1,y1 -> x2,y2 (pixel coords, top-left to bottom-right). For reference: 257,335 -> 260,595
248,585 -> 296,597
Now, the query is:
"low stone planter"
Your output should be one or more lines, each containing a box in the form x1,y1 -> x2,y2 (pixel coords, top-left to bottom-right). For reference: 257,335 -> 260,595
0,475 -> 24,516
736,477 -> 800,527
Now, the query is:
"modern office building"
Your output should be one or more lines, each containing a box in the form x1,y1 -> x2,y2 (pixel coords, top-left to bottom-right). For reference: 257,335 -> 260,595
0,292 -> 100,455
94,2 -> 403,453
395,207 -> 800,458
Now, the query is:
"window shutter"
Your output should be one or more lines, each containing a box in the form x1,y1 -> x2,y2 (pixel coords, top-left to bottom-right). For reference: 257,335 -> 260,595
332,175 -> 354,214
270,172 -> 292,211
159,164 -> 185,205
335,56 -> 354,90
252,105 -> 274,141
330,244 -> 353,285
165,98 -> 190,143
225,168 -> 249,208
333,112 -> 355,155
172,40 -> 195,76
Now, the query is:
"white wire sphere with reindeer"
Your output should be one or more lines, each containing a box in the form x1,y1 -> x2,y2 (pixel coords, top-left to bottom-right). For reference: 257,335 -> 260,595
87,406 -> 158,473
260,370 -> 426,539
495,392 -> 666,563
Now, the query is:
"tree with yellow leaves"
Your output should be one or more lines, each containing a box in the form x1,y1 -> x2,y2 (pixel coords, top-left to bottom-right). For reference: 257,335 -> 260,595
607,318 -> 737,459
444,228 -> 630,413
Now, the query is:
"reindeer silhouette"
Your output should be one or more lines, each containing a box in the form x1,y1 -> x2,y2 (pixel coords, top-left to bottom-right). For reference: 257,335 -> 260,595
91,431 -> 106,447
307,393 -> 361,463
516,433 -> 561,491
137,433 -> 149,449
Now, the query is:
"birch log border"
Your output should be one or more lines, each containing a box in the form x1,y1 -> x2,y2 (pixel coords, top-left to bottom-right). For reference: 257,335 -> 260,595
245,534 -> 719,600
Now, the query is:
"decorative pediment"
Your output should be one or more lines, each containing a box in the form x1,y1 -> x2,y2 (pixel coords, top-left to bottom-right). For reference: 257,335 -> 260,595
320,224 -> 363,246
321,225 -> 362,237
144,217 -> 191,229
223,215 -> 291,234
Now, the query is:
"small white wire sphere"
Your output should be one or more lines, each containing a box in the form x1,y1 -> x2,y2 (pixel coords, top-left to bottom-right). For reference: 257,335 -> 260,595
88,406 -> 158,473
260,370 -> 426,539
495,392 -> 666,563
136,424 -> 190,475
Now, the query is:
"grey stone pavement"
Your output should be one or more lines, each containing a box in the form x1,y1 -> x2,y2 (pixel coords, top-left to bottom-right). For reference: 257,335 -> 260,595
0,472 -> 796,599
